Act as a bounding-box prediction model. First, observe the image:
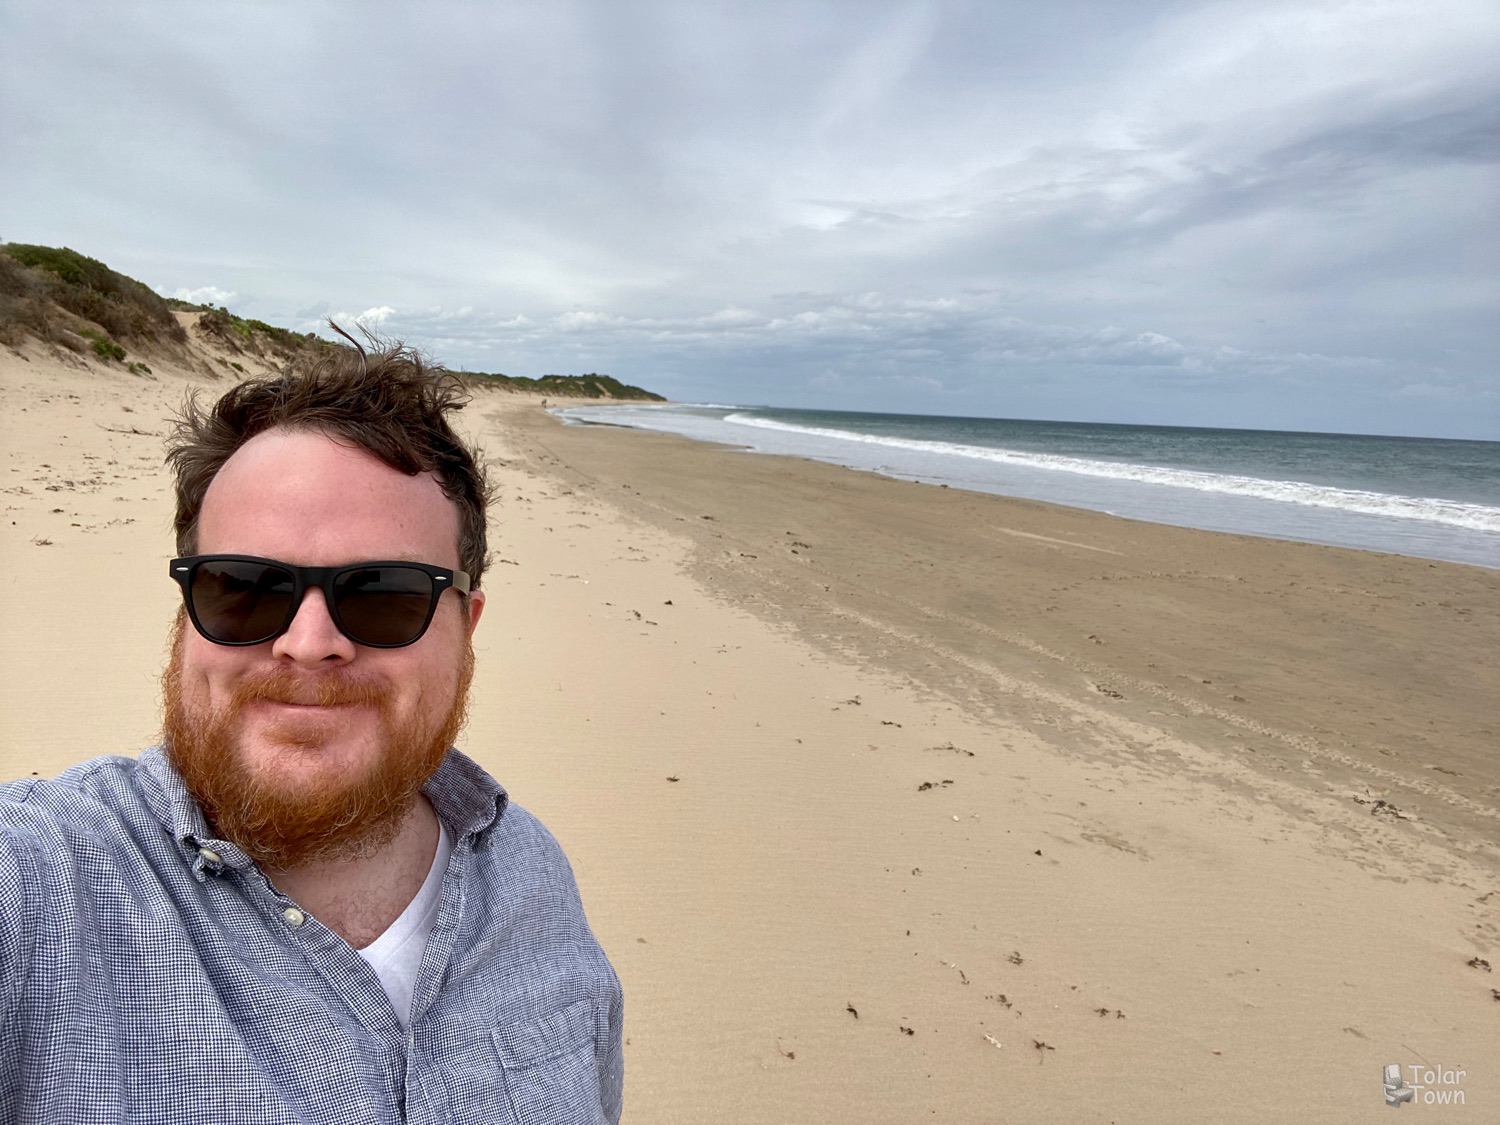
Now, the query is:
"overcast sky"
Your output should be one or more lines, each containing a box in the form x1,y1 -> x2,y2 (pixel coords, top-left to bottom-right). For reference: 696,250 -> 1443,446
3,1 -> 1496,438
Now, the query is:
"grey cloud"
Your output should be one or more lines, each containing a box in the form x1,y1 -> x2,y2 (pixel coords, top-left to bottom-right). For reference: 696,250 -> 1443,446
2,0 -> 1496,437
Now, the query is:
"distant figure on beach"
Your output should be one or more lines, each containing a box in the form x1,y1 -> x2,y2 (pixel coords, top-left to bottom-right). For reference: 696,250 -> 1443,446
0,339 -> 623,1123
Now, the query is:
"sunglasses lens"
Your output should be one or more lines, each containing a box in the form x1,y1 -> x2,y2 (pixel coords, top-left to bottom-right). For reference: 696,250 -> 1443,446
190,560 -> 297,644
331,566 -> 437,646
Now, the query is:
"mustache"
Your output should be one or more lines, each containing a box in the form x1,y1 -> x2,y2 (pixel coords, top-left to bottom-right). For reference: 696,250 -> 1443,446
231,668 -> 391,711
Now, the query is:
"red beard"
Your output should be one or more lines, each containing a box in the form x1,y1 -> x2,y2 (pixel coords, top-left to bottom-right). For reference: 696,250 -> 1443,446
161,616 -> 473,869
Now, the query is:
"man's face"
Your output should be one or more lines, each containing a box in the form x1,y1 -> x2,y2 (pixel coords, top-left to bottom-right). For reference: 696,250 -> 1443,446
162,428 -> 485,867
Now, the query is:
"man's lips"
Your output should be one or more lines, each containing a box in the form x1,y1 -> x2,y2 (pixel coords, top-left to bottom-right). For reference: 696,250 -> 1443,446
252,698 -> 372,714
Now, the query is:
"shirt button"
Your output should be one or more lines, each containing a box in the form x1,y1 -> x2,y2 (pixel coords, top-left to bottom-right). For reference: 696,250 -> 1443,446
282,907 -> 307,928
198,847 -> 222,864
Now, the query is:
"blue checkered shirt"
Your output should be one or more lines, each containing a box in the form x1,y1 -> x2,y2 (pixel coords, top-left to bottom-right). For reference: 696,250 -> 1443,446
0,747 -> 623,1124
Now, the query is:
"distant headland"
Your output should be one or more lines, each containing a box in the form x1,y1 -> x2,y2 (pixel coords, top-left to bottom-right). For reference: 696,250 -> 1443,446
0,243 -> 665,401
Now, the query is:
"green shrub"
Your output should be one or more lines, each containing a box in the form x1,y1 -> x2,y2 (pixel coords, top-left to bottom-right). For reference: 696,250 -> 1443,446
0,251 -> 40,300
464,370 -> 664,400
195,306 -> 337,368
81,328 -> 126,362
0,243 -> 186,345
0,254 -> 51,343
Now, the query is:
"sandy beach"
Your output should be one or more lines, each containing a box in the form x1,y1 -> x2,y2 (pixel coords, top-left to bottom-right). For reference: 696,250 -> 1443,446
2,326 -> 1497,1122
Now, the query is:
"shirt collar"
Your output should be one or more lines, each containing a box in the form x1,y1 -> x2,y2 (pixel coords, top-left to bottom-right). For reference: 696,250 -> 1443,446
139,745 -> 509,879
420,748 -> 510,845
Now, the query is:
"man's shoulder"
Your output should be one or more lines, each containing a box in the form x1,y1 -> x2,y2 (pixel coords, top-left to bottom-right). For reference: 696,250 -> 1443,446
0,753 -> 202,944
3,753 -> 149,806
1,754 -> 157,849
485,799 -> 570,864
468,797 -> 591,904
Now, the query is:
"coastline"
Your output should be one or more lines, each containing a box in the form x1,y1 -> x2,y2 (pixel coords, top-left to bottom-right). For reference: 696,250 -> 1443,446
554,403 -> 1500,571
3,346 -> 1497,1121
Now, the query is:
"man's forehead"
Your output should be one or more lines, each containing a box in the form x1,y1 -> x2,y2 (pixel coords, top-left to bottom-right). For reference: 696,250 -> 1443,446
198,428 -> 458,559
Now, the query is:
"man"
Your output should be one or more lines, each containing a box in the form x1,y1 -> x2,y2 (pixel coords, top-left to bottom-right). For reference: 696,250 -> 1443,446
0,340 -> 623,1123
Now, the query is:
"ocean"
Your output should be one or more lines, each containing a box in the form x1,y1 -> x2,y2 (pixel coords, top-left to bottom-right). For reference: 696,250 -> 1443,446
553,403 -> 1500,570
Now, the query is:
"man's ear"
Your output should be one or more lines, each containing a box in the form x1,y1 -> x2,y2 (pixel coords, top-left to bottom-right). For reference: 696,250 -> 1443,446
464,589 -> 486,635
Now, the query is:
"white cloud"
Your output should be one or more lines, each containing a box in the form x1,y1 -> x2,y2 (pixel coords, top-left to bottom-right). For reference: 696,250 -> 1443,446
354,306 -> 395,327
160,284 -> 236,306
552,310 -> 627,331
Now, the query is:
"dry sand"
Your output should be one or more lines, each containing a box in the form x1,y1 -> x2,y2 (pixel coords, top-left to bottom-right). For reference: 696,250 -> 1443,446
2,323 -> 1497,1122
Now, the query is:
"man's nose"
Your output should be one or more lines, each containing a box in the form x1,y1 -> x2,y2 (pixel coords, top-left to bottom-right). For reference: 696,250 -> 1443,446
270,586 -> 357,664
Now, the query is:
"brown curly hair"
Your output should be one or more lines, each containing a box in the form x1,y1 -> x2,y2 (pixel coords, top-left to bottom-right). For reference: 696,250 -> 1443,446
166,328 -> 492,586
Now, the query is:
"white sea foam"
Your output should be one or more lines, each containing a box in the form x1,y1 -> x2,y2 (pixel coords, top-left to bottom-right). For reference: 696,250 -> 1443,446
722,414 -> 1500,534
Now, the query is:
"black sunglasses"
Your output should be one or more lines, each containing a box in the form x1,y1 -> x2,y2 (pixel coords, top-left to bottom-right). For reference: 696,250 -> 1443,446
170,555 -> 471,648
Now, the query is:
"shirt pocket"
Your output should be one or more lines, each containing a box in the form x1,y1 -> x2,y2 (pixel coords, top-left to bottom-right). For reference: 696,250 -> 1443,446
490,997 -> 607,1125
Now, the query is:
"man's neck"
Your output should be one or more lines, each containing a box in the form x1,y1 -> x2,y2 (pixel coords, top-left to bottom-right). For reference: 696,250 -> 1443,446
264,795 -> 441,949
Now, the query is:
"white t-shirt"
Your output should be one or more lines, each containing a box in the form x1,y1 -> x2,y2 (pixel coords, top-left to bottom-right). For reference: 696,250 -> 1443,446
356,819 -> 452,1029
